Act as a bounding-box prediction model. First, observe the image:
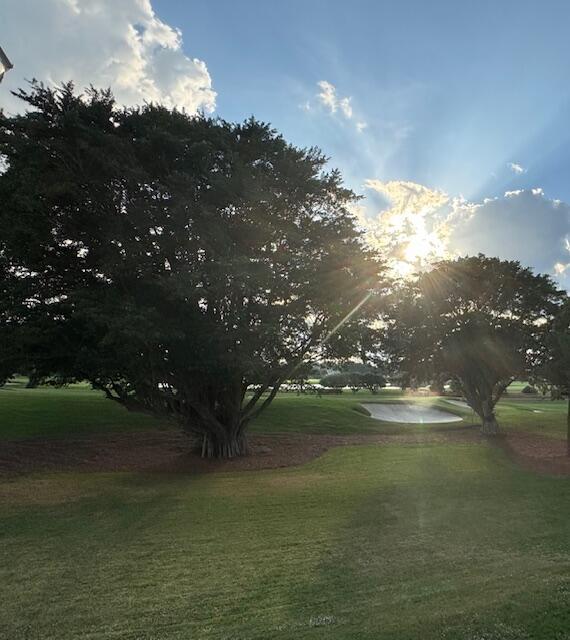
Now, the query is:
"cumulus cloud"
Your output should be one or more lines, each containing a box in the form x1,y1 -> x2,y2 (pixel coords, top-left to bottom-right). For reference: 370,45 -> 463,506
448,189 -> 570,283
507,161 -> 526,174
360,179 -> 570,284
0,0 -> 216,114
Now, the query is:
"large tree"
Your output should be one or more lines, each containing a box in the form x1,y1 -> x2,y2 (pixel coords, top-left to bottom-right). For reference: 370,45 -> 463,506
0,82 -> 383,457
386,255 -> 563,434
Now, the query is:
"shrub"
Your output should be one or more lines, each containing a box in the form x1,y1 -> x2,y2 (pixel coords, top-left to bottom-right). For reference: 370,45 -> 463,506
319,373 -> 349,390
521,385 -> 538,394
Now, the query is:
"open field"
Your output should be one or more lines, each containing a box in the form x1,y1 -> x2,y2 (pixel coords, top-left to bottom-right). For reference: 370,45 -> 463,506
1,444 -> 569,639
0,381 -> 567,441
1,382 -> 568,639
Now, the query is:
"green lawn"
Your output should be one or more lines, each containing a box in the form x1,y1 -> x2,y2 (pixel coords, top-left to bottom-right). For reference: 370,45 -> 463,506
0,381 -> 567,440
0,380 -> 162,440
1,384 -> 569,638
1,444 -> 569,639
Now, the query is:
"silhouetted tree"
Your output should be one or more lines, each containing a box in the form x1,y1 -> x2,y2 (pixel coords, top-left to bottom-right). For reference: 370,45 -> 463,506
0,82 -> 383,457
541,298 -> 570,454
387,255 -> 563,434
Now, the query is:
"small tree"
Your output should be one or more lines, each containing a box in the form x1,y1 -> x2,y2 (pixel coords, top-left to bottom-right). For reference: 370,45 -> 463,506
289,361 -> 314,394
346,372 -> 363,393
387,255 -> 563,434
319,373 -> 349,391
361,371 -> 386,394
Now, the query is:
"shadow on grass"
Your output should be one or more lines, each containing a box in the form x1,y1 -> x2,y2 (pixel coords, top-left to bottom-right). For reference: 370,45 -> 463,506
269,445 -> 570,639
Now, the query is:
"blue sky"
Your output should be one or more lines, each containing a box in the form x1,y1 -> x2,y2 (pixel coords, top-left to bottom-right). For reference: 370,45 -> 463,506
3,0 -> 570,282
153,0 -> 570,199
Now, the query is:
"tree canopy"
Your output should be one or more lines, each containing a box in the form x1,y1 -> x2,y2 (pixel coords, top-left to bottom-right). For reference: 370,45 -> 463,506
0,82 -> 384,457
541,298 -> 570,453
386,255 -> 564,434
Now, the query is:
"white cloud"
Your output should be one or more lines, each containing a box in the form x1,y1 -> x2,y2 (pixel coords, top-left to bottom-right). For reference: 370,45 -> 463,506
307,80 -> 369,133
449,188 -> 570,283
316,80 -> 353,120
360,180 -> 570,284
338,96 -> 353,119
316,81 -> 339,114
0,0 -> 216,114
507,161 -> 526,174
360,180 -> 452,276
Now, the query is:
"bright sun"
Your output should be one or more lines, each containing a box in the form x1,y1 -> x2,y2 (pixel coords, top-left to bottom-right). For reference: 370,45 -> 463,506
359,180 -> 453,279
391,219 -> 447,278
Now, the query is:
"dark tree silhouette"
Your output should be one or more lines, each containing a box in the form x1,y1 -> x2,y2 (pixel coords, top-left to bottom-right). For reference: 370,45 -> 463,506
0,82 -> 383,457
541,298 -> 570,454
386,255 -> 563,434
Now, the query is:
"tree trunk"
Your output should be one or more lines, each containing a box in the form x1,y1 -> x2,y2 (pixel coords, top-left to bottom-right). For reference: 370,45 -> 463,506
481,411 -> 500,435
566,394 -> 569,458
199,430 -> 248,459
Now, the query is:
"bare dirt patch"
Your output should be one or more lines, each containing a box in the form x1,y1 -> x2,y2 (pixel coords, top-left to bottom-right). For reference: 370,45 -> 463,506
0,428 -> 478,477
0,427 -> 567,477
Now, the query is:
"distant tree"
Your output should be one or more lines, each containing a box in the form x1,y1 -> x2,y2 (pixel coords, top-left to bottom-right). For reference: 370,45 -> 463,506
0,82 -> 383,457
521,385 -> 538,394
346,372 -> 363,393
361,371 -> 386,394
319,373 -> 349,390
289,361 -> 315,394
335,361 -> 387,393
387,255 -> 563,434
447,377 -> 463,396
541,298 -> 570,454
429,373 -> 448,395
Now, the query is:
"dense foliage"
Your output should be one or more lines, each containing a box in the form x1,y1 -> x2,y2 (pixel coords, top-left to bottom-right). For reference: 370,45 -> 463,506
387,255 -> 564,433
541,298 -> 570,452
0,82 -> 383,457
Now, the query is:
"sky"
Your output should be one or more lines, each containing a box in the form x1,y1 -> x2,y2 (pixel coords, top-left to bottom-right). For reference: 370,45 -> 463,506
1,0 -> 569,284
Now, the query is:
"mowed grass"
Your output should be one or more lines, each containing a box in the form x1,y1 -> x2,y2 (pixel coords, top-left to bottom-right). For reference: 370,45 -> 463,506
0,379 -> 162,439
1,444 -> 569,639
0,383 -> 569,638
0,380 -> 567,440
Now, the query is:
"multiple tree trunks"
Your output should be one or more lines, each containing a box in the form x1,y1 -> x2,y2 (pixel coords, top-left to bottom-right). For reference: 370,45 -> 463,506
198,431 -> 249,459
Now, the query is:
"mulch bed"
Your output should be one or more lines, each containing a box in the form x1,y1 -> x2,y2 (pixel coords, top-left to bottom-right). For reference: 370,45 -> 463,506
0,427 -> 568,477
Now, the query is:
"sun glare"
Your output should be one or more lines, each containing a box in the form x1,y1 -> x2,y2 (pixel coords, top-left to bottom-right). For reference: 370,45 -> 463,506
359,180 -> 453,279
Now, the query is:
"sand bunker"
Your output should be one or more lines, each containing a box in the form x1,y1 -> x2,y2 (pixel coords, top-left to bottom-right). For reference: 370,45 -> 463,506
361,403 -> 463,424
